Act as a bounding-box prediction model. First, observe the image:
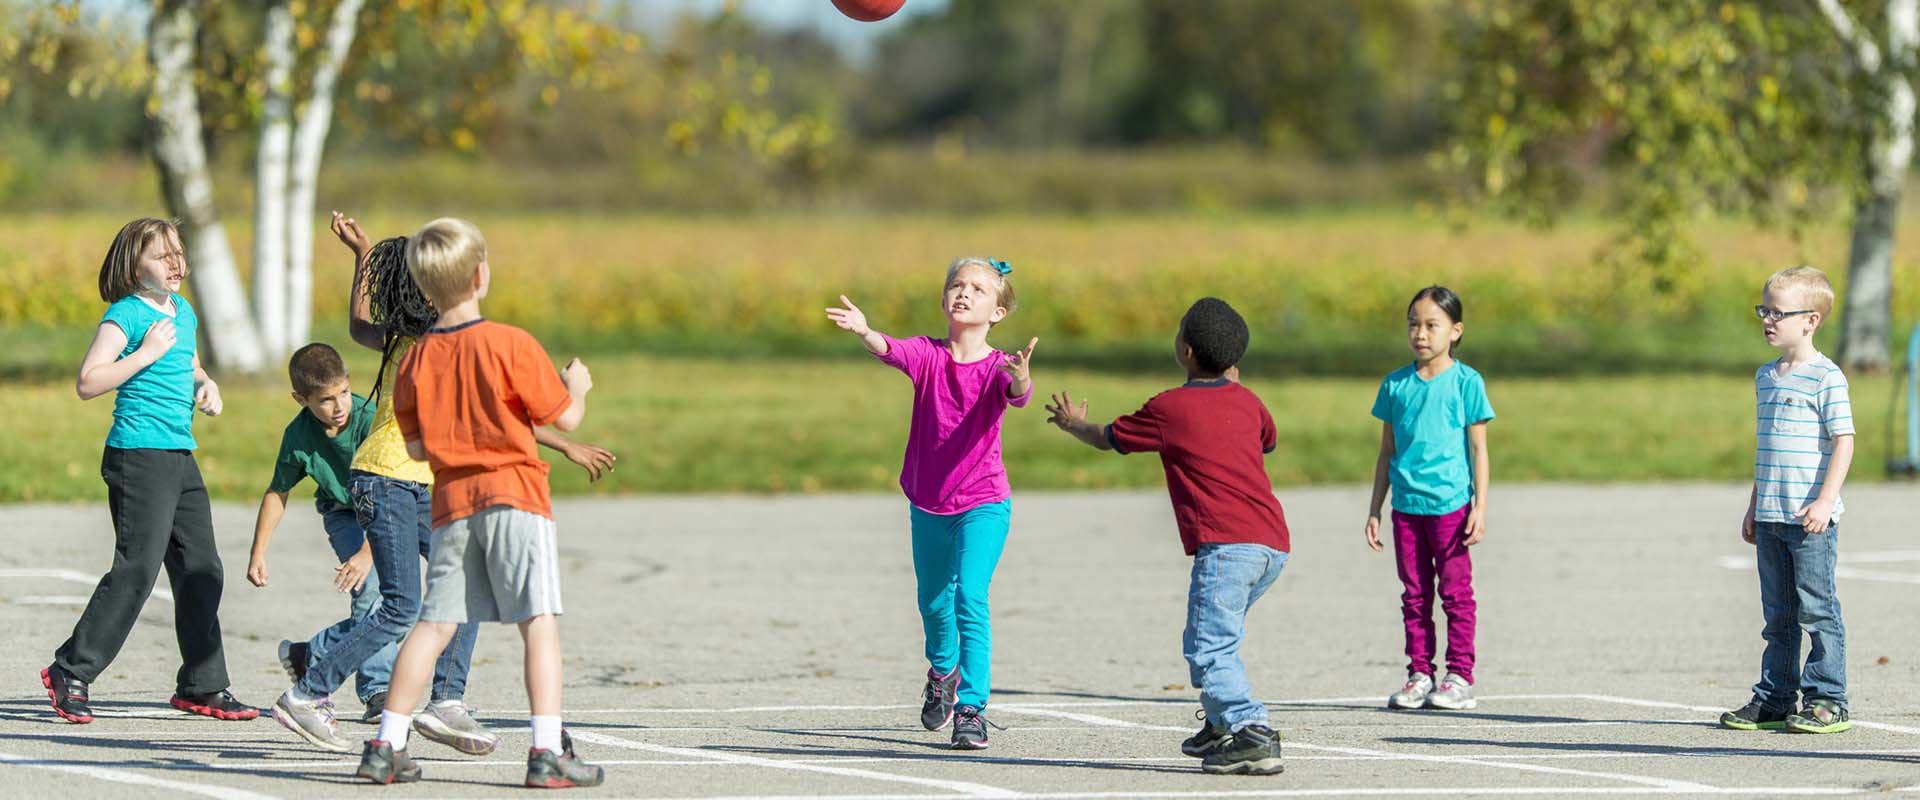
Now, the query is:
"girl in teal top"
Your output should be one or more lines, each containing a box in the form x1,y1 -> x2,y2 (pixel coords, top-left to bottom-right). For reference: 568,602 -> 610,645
42,218 -> 258,725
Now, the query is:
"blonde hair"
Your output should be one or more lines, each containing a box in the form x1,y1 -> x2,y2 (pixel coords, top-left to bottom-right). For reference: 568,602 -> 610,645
1764,265 -> 1835,318
406,217 -> 487,309
944,256 -> 1018,316
97,218 -> 184,302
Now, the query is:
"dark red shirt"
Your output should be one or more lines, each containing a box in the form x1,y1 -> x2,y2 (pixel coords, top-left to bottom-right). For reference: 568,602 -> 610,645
1105,379 -> 1290,556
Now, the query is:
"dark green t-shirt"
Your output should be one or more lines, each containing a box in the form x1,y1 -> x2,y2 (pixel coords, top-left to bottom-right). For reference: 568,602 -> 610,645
268,393 -> 374,506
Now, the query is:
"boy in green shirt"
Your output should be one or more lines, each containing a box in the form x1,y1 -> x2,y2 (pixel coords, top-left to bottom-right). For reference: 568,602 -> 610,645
247,343 -> 395,744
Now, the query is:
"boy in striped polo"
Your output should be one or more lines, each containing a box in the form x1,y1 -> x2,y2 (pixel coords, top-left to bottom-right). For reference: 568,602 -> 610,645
1720,265 -> 1856,735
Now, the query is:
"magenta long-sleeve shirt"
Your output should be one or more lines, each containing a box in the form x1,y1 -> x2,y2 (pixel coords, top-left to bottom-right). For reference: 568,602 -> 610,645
875,334 -> 1031,515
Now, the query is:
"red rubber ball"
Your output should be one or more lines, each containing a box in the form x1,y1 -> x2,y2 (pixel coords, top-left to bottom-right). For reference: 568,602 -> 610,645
831,0 -> 905,22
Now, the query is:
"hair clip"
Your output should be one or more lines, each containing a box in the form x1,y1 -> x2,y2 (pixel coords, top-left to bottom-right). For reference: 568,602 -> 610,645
988,258 -> 1012,276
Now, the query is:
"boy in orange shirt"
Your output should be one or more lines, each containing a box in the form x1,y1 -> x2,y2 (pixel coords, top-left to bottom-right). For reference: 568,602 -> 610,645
354,218 -> 603,789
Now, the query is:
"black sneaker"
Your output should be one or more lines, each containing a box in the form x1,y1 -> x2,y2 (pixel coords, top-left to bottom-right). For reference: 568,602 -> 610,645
277,640 -> 309,683
359,692 -> 388,724
1181,710 -> 1231,757
170,689 -> 261,721
41,665 -> 93,724
920,667 -> 960,730
951,705 -> 1001,750
526,730 -> 605,789
1201,724 -> 1285,775
356,739 -> 422,784
1785,699 -> 1853,734
1719,699 -> 1790,731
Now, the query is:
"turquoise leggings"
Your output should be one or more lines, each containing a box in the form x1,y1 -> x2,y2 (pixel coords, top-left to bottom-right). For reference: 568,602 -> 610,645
910,499 -> 1012,710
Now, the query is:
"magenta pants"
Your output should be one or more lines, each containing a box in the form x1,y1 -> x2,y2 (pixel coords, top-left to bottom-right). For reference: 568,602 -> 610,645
1391,503 -> 1476,684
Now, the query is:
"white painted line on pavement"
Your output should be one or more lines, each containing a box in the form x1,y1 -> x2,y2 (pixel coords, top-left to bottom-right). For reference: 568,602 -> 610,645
573,729 -> 1023,798
0,568 -> 173,602
0,748 -> 277,799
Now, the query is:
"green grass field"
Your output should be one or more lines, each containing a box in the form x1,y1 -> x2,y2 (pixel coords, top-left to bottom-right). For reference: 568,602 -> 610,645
0,344 -> 1906,503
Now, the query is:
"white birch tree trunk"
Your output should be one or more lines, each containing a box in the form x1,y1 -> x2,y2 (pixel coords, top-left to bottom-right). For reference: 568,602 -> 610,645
285,0 -> 365,350
148,0 -> 266,373
252,0 -> 296,360
1835,0 -> 1917,373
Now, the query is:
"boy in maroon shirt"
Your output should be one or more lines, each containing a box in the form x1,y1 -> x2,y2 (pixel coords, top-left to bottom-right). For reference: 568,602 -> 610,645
1045,297 -> 1289,776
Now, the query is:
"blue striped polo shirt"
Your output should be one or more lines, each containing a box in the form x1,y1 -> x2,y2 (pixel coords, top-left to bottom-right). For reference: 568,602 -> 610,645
1753,354 -> 1853,523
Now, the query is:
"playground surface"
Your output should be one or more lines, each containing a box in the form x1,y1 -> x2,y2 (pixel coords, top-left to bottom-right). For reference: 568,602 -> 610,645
3,485 -> 1920,798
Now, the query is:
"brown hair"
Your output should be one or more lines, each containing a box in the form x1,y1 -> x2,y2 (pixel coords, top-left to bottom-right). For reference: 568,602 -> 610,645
288,342 -> 349,397
97,218 -> 184,302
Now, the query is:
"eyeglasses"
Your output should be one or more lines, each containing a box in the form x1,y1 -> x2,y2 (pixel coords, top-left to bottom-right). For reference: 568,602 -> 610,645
1754,306 -> 1816,323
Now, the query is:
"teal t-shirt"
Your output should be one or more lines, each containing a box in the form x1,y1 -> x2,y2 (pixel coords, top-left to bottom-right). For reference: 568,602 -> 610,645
1370,361 -> 1495,515
268,393 -> 374,506
101,294 -> 199,451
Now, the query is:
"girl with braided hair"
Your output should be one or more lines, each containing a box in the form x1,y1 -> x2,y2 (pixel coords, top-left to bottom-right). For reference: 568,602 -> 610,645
264,213 -> 614,757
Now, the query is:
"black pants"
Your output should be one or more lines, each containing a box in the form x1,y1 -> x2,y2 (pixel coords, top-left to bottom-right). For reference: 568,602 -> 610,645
53,448 -> 230,695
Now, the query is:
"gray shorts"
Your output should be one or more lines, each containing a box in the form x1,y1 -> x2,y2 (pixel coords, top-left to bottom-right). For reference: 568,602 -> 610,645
420,505 -> 564,623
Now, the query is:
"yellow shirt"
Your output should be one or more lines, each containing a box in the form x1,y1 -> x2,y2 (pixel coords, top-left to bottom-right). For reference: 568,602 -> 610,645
350,337 -> 435,485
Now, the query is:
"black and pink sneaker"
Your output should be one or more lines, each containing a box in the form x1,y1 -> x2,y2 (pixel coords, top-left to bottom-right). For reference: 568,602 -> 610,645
920,667 -> 960,730
170,689 -> 260,721
41,665 -> 93,724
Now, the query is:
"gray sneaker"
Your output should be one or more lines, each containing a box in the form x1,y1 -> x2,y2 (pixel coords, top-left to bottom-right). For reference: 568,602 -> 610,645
272,690 -> 353,753
1387,672 -> 1434,709
359,692 -> 387,724
1425,674 -> 1477,710
413,700 -> 499,755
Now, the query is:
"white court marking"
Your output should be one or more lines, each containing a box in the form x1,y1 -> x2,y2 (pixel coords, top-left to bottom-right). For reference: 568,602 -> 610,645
573,729 -> 1023,798
0,568 -> 174,603
0,748 -> 278,800
1714,550 -> 1920,586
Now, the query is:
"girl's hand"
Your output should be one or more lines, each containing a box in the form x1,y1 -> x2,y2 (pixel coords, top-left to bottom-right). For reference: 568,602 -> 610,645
998,338 -> 1038,384
1464,506 -> 1487,546
825,295 -> 871,336
195,379 -> 222,416
247,556 -> 268,587
1365,514 -> 1383,551
334,550 -> 373,593
136,319 -> 177,362
565,441 -> 617,482
330,211 -> 370,258
1043,390 -> 1087,430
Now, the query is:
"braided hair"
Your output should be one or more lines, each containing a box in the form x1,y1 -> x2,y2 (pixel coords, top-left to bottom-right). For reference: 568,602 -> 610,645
363,235 -> 437,405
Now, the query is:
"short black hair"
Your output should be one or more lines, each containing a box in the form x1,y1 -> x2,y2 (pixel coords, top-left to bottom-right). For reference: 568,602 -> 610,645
288,342 -> 348,397
1180,297 -> 1249,375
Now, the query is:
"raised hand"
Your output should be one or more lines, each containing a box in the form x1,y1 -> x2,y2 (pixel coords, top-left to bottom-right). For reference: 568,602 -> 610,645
330,210 -> 370,258
999,337 -> 1038,384
562,357 -> 593,394
1044,390 -> 1088,430
825,295 -> 871,336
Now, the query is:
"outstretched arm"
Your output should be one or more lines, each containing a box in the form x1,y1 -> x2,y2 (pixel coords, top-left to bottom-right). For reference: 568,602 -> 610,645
825,295 -> 890,356
534,425 -> 616,481
1044,391 -> 1113,451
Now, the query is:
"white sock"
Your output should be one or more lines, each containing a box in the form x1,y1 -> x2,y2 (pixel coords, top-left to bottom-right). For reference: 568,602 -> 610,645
430,698 -> 462,711
378,711 -> 413,748
531,715 -> 563,751
286,684 -> 318,704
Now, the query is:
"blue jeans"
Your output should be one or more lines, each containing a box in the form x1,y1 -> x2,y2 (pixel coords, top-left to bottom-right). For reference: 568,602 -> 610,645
910,499 -> 1011,710
304,499 -> 395,703
1184,543 -> 1287,732
296,473 -> 477,701
1752,521 -> 1848,710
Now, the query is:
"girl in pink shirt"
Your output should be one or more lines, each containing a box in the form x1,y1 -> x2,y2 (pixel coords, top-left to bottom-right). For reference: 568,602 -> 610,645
826,256 -> 1036,750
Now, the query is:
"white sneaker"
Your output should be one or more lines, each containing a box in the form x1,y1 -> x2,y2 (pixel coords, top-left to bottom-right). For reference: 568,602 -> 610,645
272,690 -> 353,753
1387,673 -> 1434,709
412,700 -> 499,755
1425,674 -> 1477,710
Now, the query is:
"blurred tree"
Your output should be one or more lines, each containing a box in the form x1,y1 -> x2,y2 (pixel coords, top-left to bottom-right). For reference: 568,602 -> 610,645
1445,0 -> 1910,372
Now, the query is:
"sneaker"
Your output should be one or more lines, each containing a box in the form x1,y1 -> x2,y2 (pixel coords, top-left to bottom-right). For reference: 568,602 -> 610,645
920,667 -> 961,731
1786,699 -> 1853,734
1424,674 -> 1477,710
413,700 -> 500,755
1201,724 -> 1285,775
1719,699 -> 1791,731
951,705 -> 1000,750
272,690 -> 352,753
276,639 -> 309,683
1180,710 -> 1231,758
525,730 -> 605,789
40,665 -> 93,724
171,689 -> 260,720
359,692 -> 388,724
1387,672 -> 1434,710
355,739 -> 422,785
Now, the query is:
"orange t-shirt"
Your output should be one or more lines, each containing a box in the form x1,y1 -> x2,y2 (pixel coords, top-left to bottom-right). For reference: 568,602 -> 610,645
394,319 -> 573,527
